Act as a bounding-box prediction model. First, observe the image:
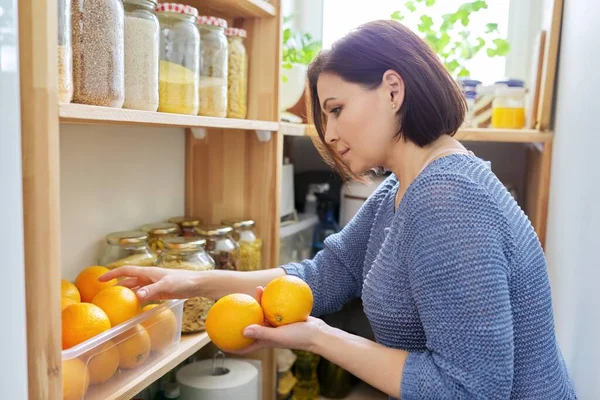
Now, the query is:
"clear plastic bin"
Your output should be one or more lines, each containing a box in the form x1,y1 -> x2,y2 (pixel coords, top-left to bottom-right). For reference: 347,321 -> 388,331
279,214 -> 319,265
61,299 -> 184,400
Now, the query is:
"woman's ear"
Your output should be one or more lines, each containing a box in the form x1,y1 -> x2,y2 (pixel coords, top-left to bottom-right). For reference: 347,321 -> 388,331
383,70 -> 404,108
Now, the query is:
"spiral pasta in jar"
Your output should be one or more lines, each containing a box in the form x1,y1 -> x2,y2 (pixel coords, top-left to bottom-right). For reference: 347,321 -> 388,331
197,15 -> 228,117
225,27 -> 247,119
222,218 -> 261,271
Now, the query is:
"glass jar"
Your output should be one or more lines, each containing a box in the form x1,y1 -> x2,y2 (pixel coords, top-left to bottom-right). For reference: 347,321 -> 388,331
195,225 -> 240,271
226,28 -> 248,119
58,0 -> 73,104
157,237 -> 215,333
99,230 -> 155,269
141,222 -> 181,256
71,0 -> 125,107
472,84 -> 497,128
197,16 -> 228,117
492,86 -> 526,129
222,219 -> 261,271
168,216 -> 203,237
156,3 -> 200,115
123,0 -> 160,111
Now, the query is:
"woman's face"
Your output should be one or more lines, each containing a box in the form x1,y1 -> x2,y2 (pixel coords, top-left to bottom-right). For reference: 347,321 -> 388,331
316,71 -> 403,175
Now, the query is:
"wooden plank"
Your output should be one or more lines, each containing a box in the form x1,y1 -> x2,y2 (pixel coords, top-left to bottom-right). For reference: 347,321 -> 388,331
525,141 -> 554,248
185,0 -> 276,18
18,0 -> 62,398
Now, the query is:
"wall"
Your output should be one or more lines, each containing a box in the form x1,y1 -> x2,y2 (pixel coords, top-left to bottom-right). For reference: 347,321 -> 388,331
545,0 -> 600,397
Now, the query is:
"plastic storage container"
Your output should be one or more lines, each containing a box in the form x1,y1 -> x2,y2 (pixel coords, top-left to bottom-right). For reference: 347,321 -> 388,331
226,27 -> 248,119
156,3 -> 200,115
141,222 -> 181,256
61,300 -> 184,400
471,84 -> 497,128
492,86 -> 526,129
195,225 -> 241,271
279,214 -> 319,265
123,0 -> 160,111
168,216 -> 203,237
58,0 -> 73,103
71,0 -> 125,107
222,218 -> 261,271
99,230 -> 155,269
197,16 -> 228,117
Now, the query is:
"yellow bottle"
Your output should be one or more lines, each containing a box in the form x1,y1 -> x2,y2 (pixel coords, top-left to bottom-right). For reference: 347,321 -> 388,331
491,86 -> 526,129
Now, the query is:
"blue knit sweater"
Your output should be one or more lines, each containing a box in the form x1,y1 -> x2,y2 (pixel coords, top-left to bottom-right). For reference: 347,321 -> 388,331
283,154 -> 576,399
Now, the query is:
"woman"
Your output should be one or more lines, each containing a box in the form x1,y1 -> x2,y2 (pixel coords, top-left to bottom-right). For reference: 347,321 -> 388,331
103,20 -> 575,399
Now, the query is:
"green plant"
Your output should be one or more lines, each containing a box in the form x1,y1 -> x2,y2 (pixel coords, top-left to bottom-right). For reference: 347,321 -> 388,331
282,15 -> 322,83
391,0 -> 510,77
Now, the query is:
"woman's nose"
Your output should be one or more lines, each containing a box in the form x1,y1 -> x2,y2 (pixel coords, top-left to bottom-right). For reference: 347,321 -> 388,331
324,123 -> 338,145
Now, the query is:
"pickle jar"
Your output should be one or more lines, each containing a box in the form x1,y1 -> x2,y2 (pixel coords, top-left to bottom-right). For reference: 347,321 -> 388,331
168,216 -> 203,237
141,222 -> 181,256
155,3 -> 200,115
225,27 -> 248,119
58,0 -> 73,103
195,225 -> 240,271
197,15 -> 228,117
157,237 -> 215,333
222,218 -> 261,271
99,230 -> 155,269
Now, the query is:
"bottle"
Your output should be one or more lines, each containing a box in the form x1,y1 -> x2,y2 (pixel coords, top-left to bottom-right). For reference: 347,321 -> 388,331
292,350 -> 320,400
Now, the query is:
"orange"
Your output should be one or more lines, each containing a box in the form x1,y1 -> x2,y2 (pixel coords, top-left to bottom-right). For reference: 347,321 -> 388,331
62,303 -> 111,350
92,286 -> 140,327
75,266 -> 117,303
61,279 -> 81,303
62,358 -> 90,400
61,297 -> 78,311
87,340 -> 120,384
141,304 -> 178,352
261,276 -> 313,327
205,293 -> 264,352
117,324 -> 151,369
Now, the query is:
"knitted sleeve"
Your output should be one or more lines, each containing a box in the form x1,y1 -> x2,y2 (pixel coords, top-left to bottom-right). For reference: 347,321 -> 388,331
401,174 -> 515,399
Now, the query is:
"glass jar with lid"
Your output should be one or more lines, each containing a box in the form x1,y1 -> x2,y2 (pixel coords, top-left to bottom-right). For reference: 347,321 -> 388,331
99,230 -> 155,269
197,16 -> 228,117
168,216 -> 203,237
141,222 -> 181,256
195,225 -> 240,271
225,27 -> 248,119
156,3 -> 200,115
222,219 -> 261,271
123,0 -> 160,111
71,0 -> 125,107
492,85 -> 526,129
58,0 -> 72,104
157,237 -> 215,333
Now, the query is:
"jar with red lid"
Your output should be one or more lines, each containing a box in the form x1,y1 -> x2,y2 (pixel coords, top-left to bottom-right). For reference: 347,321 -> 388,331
226,27 -> 248,119
197,15 -> 228,117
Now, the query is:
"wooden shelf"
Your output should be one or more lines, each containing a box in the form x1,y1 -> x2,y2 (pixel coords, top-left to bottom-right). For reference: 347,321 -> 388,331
60,104 -> 279,132
186,0 -> 276,18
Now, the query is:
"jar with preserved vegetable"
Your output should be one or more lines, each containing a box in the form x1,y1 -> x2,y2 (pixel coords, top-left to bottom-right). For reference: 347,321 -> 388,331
195,225 -> 240,271
141,222 -> 181,256
168,216 -> 203,237
156,3 -> 200,115
197,16 -> 228,117
58,0 -> 72,104
123,0 -> 160,111
71,0 -> 125,107
226,28 -> 248,119
157,237 -> 215,333
99,230 -> 155,269
222,219 -> 261,271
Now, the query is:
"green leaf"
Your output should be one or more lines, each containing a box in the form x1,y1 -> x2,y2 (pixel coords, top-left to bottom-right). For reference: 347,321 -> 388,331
457,67 -> 471,77
486,23 -> 498,33
418,15 -> 434,33
446,59 -> 460,72
489,38 -> 510,56
282,62 -> 293,70
282,75 -> 288,83
425,0 -> 435,6
474,37 -> 486,52
405,1 -> 416,12
391,10 -> 404,21
283,28 -> 291,43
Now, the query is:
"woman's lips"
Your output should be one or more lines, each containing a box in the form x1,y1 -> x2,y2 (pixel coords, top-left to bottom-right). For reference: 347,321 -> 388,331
340,149 -> 350,157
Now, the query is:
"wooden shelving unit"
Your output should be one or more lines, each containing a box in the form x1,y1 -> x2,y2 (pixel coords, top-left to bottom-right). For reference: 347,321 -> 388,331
186,0 -> 276,18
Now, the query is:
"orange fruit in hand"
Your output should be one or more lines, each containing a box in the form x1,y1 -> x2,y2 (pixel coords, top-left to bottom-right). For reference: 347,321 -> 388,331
117,324 -> 151,369
141,304 -> 178,352
205,293 -> 264,352
75,266 -> 117,302
62,303 -> 111,350
261,276 -> 313,327
87,340 -> 120,384
92,286 -> 140,326
61,297 -> 78,311
61,279 -> 81,302
62,358 -> 90,400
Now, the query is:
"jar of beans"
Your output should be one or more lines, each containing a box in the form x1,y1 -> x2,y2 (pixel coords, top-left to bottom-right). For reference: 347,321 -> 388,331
195,225 -> 241,271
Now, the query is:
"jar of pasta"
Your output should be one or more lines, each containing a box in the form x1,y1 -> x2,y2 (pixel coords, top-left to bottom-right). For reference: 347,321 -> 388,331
58,0 -> 72,103
222,218 -> 261,271
197,15 -> 228,117
492,86 -> 526,129
99,230 -> 155,269
141,222 -> 181,256
195,225 -> 240,271
156,3 -> 200,115
157,237 -> 215,333
168,216 -> 203,237
226,27 -> 248,119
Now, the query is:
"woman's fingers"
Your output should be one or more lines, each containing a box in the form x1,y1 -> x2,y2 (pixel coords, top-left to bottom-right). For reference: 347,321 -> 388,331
135,279 -> 174,301
255,286 -> 264,304
117,277 -> 139,289
98,265 -> 145,282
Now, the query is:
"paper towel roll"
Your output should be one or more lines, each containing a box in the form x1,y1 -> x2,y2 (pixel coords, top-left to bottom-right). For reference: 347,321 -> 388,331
176,358 -> 259,400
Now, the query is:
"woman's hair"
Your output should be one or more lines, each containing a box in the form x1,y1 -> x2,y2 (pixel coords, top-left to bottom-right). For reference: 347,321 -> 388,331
307,19 -> 467,180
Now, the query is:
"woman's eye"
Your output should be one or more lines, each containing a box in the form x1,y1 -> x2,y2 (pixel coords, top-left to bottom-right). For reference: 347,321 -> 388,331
330,107 -> 342,117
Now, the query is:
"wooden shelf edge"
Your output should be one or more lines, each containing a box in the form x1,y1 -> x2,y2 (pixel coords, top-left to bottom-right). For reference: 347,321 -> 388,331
186,0 -> 276,18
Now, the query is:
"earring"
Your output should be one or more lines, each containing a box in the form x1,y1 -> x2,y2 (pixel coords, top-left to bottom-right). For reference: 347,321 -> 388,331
391,103 -> 396,109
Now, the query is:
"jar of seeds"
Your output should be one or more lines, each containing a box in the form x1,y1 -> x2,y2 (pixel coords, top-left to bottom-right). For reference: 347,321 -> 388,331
141,222 -> 181,256
99,230 -> 155,269
168,216 -> 203,237
226,27 -> 248,119
222,218 -> 261,271
197,15 -> 228,117
195,225 -> 240,271
58,0 -> 72,103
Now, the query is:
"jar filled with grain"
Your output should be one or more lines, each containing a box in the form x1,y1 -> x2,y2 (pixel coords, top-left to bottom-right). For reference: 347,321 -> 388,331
195,225 -> 240,271
197,16 -> 228,118
141,222 -> 181,256
222,218 -> 261,271
123,0 -> 160,111
226,28 -> 248,119
71,0 -> 125,107
157,237 -> 215,333
58,0 -> 73,103
156,3 -> 200,115
168,216 -> 203,237
99,230 -> 155,269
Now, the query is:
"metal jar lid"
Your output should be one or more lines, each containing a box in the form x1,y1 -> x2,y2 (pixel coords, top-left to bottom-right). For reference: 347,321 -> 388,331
106,230 -> 148,245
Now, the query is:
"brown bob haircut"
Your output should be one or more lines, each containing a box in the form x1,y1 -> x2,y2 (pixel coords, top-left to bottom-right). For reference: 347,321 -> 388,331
307,20 -> 467,180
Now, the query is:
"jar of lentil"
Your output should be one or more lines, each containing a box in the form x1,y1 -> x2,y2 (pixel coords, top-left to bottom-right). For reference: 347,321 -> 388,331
71,0 -> 125,107
157,237 -> 215,333
99,230 -> 155,269
156,3 -> 200,115
197,15 -> 228,117
222,219 -> 261,271
141,222 -> 181,256
226,27 -> 248,119
123,0 -> 160,111
195,225 -> 240,271
168,216 -> 203,237
58,0 -> 73,104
